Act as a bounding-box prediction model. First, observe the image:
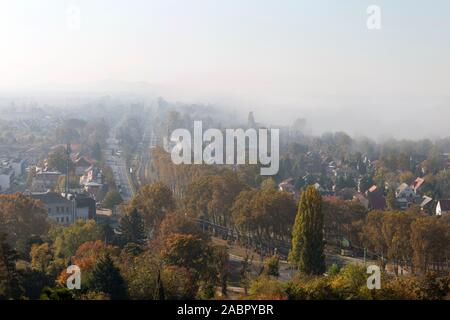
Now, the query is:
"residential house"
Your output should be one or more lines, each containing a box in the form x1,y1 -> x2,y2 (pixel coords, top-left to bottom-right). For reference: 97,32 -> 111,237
31,192 -> 74,225
395,183 -> 418,210
31,191 -> 97,224
412,177 -> 425,194
436,200 -> 450,216
79,165 -> 103,199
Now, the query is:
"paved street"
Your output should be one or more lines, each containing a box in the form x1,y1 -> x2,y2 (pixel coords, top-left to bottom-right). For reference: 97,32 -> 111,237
104,136 -> 134,202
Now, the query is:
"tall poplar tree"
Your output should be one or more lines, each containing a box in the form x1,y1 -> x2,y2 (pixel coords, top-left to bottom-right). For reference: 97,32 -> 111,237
289,185 -> 325,275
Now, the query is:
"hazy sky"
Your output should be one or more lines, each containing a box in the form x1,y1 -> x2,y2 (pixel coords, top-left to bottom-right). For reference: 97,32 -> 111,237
1,0 -> 450,138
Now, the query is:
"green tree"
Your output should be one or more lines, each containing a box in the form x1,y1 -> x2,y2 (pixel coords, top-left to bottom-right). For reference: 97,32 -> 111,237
56,174 -> 80,192
289,185 -> 325,275
52,220 -> 102,260
103,190 -> 123,209
47,147 -> 73,173
88,254 -> 127,300
0,234 -> 23,300
118,209 -> 146,245
263,254 -> 280,277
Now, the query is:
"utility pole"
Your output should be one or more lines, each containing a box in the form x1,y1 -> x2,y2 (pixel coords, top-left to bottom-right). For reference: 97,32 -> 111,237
65,143 -> 71,198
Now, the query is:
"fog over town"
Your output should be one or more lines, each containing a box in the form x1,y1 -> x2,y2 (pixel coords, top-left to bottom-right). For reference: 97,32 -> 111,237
0,0 -> 449,304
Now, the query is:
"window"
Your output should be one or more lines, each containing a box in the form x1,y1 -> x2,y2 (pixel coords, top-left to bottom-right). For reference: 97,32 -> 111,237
48,208 -> 51,213
56,206 -> 59,213
56,217 -> 59,223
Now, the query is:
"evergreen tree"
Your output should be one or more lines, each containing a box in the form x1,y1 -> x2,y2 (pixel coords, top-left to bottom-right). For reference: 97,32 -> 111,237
88,254 -> 127,300
119,209 -> 146,245
0,234 -> 23,299
289,185 -> 325,275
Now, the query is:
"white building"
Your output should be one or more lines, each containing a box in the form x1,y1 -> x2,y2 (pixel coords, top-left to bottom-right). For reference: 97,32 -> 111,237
31,192 -> 74,225
31,191 -> 97,224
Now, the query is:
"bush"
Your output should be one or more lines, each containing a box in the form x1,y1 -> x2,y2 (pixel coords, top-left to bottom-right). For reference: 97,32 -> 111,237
248,276 -> 287,300
263,254 -> 280,277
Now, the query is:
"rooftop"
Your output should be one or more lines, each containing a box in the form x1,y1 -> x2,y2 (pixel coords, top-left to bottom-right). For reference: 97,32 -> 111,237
31,192 -> 72,204
438,200 -> 450,211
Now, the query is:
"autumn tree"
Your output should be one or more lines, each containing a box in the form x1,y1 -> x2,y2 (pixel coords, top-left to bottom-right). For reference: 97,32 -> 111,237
411,216 -> 449,273
57,240 -> 119,288
129,182 -> 175,232
289,185 -> 325,275
52,220 -> 102,261
184,171 -> 245,228
30,243 -> 53,274
361,210 -> 389,269
121,251 -> 161,299
162,234 -> 210,274
161,265 -> 197,299
381,211 -> 416,275
322,197 -> 366,244
231,188 -> 297,247
0,193 -> 48,256
159,212 -> 206,241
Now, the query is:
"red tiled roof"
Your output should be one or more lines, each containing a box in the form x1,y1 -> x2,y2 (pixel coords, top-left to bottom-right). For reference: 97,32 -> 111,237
413,177 -> 425,191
